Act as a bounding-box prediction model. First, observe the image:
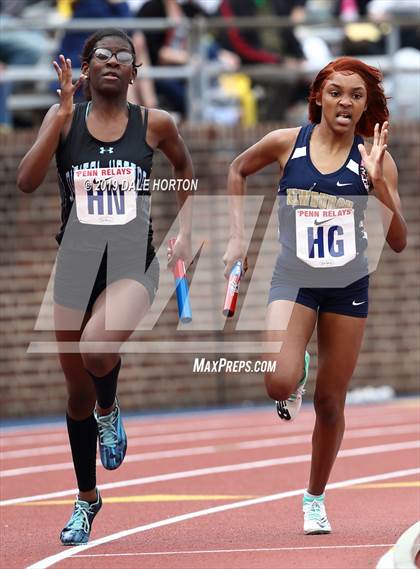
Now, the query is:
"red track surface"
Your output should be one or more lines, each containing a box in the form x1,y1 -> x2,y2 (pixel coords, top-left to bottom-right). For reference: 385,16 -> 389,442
1,399 -> 419,569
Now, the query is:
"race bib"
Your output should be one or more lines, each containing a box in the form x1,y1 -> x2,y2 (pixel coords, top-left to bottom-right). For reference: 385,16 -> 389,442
74,167 -> 137,225
295,208 -> 356,268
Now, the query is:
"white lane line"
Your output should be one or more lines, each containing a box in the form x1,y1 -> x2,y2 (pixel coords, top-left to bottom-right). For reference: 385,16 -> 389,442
0,413 -> 286,446
74,543 -> 394,557
2,440 -> 419,507
1,400 -> 415,440
2,423 -> 418,479
0,424 -> 294,460
26,468 -> 420,569
2,413 -> 416,461
0,407 -> 412,447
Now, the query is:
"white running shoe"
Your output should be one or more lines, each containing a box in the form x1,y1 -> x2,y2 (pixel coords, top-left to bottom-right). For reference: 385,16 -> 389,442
303,496 -> 332,535
276,351 -> 310,421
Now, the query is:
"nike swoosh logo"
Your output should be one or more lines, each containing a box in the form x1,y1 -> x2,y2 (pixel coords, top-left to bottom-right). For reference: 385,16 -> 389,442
352,300 -> 366,306
314,217 -> 335,226
337,181 -> 352,187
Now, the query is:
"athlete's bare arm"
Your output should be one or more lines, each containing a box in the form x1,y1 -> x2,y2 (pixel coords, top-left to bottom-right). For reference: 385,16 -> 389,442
358,122 -> 407,252
223,128 -> 300,276
17,55 -> 83,193
147,108 -> 194,268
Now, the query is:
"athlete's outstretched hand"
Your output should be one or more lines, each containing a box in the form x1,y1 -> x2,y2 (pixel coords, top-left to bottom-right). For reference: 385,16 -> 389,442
223,236 -> 248,279
167,233 -> 193,271
52,55 -> 86,117
358,122 -> 388,183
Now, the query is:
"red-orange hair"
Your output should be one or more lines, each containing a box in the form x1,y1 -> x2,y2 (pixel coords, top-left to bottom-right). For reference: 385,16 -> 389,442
308,57 -> 389,137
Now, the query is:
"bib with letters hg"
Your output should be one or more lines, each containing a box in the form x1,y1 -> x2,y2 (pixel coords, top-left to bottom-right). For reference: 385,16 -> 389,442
295,208 -> 356,268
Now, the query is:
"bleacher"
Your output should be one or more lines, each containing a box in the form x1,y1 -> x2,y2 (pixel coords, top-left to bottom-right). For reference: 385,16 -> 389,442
1,14 -> 419,122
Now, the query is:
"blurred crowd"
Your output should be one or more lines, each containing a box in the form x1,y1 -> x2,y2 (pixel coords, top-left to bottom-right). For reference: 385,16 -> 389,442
0,0 -> 419,131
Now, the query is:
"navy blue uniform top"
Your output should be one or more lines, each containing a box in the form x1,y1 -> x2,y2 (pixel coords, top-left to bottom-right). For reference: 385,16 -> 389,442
276,123 -> 371,285
55,101 -> 154,251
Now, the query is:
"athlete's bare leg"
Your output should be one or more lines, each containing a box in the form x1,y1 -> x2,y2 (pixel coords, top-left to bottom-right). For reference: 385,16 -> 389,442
308,311 -> 366,495
54,307 -> 97,502
264,300 -> 317,400
79,278 -> 150,413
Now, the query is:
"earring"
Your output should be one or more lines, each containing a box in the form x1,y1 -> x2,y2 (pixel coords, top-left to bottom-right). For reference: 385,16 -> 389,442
130,80 -> 134,84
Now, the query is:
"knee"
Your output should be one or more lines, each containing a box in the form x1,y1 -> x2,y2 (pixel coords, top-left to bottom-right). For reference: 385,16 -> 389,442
264,367 -> 302,401
79,331 -> 117,376
313,394 -> 345,425
80,348 -> 116,376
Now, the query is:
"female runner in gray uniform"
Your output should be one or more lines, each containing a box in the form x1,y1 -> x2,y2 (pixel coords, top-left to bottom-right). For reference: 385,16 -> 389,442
17,28 -> 193,545
223,57 -> 406,534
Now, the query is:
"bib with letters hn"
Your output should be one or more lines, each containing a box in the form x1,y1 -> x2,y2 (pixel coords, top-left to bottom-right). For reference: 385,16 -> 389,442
74,165 -> 137,225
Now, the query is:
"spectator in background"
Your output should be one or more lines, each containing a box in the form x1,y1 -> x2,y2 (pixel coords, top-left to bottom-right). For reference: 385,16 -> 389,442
367,0 -> 420,119
333,0 -> 370,22
57,0 -> 157,106
267,0 -> 310,118
270,0 -> 307,63
0,1 -> 49,130
367,0 -> 420,50
137,0 -> 239,118
217,0 -> 281,64
333,0 -> 385,56
137,0 -> 191,116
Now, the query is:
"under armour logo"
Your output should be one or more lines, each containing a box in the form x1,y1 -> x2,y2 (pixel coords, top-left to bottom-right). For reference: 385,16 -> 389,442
99,147 -> 114,154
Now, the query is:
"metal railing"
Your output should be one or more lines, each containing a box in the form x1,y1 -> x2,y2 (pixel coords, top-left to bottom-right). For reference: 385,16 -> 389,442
1,15 -> 419,121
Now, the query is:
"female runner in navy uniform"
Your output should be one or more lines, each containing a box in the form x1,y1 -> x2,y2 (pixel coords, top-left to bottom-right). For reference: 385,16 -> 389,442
223,57 -> 406,534
17,29 -> 193,545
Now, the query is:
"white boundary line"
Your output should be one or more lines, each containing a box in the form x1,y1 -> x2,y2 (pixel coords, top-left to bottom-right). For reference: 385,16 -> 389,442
0,404 -> 413,440
2,440 -> 419,507
2,440 -> 418,507
26,468 -> 420,569
1,423 -> 418,479
4,412 -> 413,458
74,543 -> 394,558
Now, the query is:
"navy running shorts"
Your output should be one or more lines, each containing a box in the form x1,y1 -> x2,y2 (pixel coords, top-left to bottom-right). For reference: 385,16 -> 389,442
268,273 -> 369,318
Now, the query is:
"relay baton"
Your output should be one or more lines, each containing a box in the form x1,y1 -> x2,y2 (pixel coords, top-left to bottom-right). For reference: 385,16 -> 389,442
169,238 -> 192,323
223,260 -> 243,317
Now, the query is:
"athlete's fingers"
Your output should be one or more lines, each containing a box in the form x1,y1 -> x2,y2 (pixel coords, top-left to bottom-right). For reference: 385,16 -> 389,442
378,144 -> 387,162
58,55 -> 68,84
167,253 -> 179,270
381,125 -> 388,148
223,259 -> 236,279
373,123 -> 379,147
59,54 -> 66,72
358,143 -> 368,163
52,61 -> 62,80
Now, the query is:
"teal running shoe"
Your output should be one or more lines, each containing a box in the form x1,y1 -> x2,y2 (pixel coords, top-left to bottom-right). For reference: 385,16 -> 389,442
94,399 -> 127,470
60,490 -> 102,545
303,494 -> 332,535
276,351 -> 310,421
